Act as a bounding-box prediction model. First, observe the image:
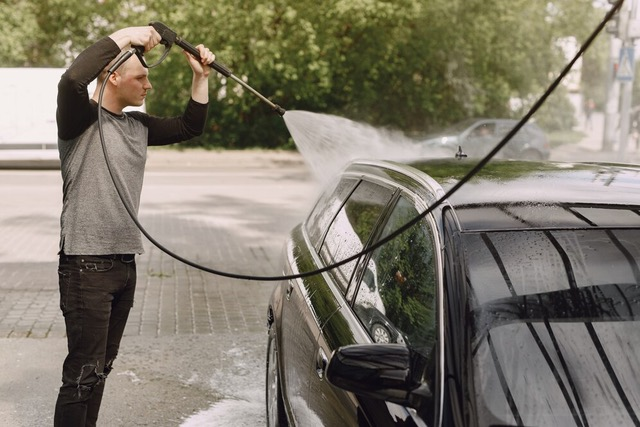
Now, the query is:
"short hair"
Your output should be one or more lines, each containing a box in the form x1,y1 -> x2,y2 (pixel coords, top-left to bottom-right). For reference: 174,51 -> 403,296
97,51 -> 133,84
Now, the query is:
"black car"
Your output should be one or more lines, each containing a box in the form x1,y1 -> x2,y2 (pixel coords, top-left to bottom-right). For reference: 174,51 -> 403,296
418,118 -> 551,160
266,158 -> 640,427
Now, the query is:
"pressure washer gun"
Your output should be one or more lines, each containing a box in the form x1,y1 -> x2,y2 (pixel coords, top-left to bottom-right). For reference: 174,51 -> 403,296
137,21 -> 286,116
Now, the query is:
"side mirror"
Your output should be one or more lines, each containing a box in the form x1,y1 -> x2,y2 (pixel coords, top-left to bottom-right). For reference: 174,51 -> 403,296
325,344 -> 432,408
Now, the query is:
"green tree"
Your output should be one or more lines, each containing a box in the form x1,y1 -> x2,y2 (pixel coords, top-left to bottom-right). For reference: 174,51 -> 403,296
0,0 -> 136,66
0,1 -> 39,66
0,0 -> 611,148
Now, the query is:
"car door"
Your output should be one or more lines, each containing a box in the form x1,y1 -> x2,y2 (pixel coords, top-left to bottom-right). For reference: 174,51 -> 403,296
310,191 -> 441,426
305,179 -> 396,425
278,176 -> 356,425
496,121 -> 523,158
280,178 -> 394,425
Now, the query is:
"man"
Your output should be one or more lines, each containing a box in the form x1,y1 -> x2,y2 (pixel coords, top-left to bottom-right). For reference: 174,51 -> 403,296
54,26 -> 215,426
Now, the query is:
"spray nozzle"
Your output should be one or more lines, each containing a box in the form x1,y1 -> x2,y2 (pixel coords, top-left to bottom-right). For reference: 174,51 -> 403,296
150,21 -> 178,46
149,21 -> 233,77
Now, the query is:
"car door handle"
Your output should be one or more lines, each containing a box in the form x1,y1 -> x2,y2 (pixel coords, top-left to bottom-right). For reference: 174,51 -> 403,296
316,348 -> 328,379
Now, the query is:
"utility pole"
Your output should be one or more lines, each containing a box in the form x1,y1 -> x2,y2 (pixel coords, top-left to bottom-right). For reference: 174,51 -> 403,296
613,0 -> 639,161
604,36 -> 621,152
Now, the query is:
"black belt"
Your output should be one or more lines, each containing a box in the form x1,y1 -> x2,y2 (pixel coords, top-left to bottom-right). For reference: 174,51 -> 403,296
96,254 -> 136,262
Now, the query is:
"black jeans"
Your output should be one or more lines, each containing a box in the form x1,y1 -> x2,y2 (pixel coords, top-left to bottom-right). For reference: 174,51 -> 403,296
54,253 -> 136,427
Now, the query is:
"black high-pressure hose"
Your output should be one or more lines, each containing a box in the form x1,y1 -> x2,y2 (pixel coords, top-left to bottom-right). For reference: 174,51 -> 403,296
100,6 -> 622,281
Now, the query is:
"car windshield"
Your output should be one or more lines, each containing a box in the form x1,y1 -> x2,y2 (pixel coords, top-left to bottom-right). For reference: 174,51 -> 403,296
462,228 -> 640,427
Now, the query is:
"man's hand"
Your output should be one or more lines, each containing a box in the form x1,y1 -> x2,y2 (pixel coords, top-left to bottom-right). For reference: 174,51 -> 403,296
109,26 -> 162,52
186,45 -> 215,104
184,45 -> 216,78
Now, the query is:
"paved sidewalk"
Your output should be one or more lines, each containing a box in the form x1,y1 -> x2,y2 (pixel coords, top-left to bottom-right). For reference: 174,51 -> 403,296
0,149 -> 312,340
0,150 -> 317,426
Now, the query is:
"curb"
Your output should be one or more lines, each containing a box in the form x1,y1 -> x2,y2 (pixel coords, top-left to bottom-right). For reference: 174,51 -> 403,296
145,148 -> 306,170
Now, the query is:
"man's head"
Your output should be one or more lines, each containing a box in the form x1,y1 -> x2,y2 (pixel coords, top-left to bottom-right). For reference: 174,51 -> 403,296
93,53 -> 152,113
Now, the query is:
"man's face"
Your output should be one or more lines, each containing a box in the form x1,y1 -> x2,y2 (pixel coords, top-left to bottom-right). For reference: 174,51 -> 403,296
113,56 -> 152,108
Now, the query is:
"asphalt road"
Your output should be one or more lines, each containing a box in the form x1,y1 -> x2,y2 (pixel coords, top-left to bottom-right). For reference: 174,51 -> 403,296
0,149 -> 318,427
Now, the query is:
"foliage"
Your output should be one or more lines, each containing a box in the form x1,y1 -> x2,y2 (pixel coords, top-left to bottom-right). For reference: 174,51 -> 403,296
534,86 -> 577,131
0,0 -> 611,148
0,1 -> 39,66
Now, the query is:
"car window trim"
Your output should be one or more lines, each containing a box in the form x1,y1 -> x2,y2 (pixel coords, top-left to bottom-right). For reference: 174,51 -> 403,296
419,197 -> 446,427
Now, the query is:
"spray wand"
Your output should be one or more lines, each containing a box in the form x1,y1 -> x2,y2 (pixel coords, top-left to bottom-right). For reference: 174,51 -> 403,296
136,21 -> 286,116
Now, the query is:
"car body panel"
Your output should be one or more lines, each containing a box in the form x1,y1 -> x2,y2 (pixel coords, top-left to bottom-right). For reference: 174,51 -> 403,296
310,307 -> 363,426
278,228 -> 337,425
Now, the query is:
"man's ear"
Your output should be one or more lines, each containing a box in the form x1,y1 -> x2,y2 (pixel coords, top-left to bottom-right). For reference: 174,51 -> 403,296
108,72 -> 120,86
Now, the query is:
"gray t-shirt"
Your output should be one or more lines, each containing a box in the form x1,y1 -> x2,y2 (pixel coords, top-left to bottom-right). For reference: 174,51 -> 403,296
58,111 -> 149,255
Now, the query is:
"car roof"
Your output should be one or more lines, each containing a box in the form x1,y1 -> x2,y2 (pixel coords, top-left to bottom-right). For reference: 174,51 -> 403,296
347,159 -> 640,231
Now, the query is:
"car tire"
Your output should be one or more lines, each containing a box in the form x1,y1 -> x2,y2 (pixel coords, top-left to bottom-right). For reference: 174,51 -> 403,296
370,323 -> 391,343
266,325 -> 288,427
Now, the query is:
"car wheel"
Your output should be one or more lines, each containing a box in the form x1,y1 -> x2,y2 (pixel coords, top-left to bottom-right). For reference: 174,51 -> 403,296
266,326 -> 288,427
370,323 -> 391,343
519,149 -> 543,161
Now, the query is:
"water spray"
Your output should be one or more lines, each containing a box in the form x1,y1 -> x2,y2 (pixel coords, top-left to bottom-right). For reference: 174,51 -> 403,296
141,21 -> 286,116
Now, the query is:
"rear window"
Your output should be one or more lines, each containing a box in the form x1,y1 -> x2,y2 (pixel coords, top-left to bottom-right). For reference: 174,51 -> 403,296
463,228 -> 640,426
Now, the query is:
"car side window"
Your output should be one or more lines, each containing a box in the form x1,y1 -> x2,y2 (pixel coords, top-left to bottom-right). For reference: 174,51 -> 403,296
319,180 -> 394,292
353,196 -> 437,358
305,177 -> 359,251
470,123 -> 495,138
